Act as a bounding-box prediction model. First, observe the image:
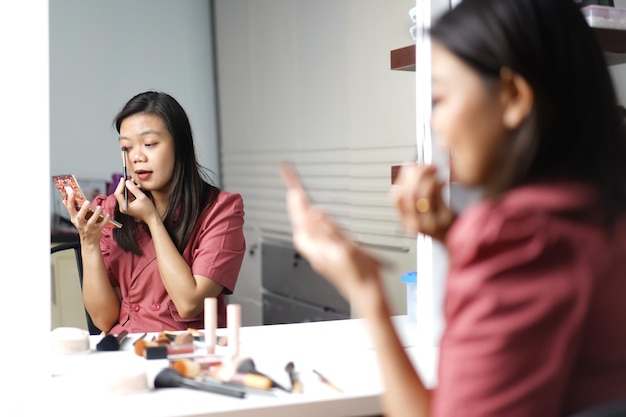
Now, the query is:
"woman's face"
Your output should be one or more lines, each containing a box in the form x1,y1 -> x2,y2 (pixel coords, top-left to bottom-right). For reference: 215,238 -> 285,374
430,42 -> 509,186
119,113 -> 175,196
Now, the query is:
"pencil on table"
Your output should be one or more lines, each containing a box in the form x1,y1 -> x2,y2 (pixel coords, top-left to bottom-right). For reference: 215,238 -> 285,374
313,369 -> 343,393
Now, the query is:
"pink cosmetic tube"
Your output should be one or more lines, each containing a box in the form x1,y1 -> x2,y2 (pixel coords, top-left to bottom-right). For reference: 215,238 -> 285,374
204,297 -> 217,354
227,304 -> 241,359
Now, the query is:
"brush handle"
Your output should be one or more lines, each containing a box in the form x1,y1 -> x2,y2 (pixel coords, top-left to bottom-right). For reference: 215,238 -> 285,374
228,372 -> 273,391
116,330 -> 129,342
122,148 -> 128,213
285,361 -> 303,393
180,376 -> 246,398
154,368 -> 245,398
235,357 -> 289,392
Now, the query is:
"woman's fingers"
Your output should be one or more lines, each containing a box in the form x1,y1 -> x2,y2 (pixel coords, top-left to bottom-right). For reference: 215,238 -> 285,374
113,177 -> 144,215
124,178 -> 142,195
279,162 -> 313,226
390,163 -> 452,239
279,162 -> 309,206
280,162 -> 339,258
113,176 -> 128,213
279,161 -> 303,191
391,164 -> 435,233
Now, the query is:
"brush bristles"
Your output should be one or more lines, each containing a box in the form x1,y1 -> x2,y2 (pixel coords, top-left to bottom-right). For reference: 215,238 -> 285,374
134,339 -> 148,356
96,334 -> 121,351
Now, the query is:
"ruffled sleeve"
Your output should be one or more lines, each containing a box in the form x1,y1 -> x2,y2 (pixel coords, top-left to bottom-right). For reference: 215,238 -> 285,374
186,191 -> 246,294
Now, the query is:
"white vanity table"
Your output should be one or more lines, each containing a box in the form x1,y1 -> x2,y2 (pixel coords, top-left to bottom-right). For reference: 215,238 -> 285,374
48,316 -> 437,417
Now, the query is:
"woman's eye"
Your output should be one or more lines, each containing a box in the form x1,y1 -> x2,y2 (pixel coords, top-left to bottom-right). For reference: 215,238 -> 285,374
145,143 -> 156,148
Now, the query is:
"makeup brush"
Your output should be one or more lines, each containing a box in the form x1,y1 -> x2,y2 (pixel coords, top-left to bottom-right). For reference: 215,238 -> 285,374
153,367 -> 246,398
121,147 -> 128,213
285,361 -> 303,393
235,357 -> 289,392
209,365 -> 273,391
202,375 -> 279,397
313,369 -> 344,393
171,358 -> 222,378
96,330 -> 129,351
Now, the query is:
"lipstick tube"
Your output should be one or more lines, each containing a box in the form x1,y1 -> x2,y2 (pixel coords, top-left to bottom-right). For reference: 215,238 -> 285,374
227,304 -> 241,359
204,297 -> 217,354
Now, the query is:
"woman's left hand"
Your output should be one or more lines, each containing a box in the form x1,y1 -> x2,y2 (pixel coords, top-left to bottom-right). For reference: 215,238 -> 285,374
390,163 -> 455,242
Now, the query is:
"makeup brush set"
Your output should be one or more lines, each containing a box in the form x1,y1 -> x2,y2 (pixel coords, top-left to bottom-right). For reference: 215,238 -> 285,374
51,327 -> 336,398
128,328 -> 303,398
52,300 -> 322,398
155,355 -> 304,398
113,327 -> 320,397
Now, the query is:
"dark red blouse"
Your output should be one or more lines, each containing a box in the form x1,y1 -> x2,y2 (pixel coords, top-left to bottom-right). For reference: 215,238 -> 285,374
433,182 -> 626,417
93,191 -> 245,333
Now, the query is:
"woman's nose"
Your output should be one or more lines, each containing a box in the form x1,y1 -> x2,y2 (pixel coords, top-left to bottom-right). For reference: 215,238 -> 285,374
132,149 -> 146,163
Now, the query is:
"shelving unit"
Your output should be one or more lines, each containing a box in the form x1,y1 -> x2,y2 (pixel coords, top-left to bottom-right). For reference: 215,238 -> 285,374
390,44 -> 416,71
389,45 -> 416,183
391,165 -> 402,185
389,24 -> 626,183
389,26 -> 626,71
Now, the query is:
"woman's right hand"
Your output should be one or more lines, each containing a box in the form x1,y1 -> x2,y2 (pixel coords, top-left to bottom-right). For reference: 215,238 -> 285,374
279,162 -> 384,305
113,176 -> 159,224
389,163 -> 455,242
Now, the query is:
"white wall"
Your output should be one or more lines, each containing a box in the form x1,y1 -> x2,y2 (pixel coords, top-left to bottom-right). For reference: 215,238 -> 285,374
49,0 -> 220,186
1,1 -> 50,414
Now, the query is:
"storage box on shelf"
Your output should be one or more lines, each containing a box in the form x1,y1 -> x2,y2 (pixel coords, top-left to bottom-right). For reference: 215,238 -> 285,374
582,5 -> 626,62
582,5 -> 626,31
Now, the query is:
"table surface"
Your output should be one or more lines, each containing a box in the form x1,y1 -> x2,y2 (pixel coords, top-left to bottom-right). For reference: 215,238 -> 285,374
48,315 -> 438,417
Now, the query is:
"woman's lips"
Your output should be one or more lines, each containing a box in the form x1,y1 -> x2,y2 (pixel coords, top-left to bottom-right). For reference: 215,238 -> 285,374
135,171 -> 152,181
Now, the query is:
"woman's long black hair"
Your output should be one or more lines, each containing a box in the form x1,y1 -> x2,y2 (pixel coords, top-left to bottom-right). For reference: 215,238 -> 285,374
112,91 -> 219,254
430,0 -> 626,226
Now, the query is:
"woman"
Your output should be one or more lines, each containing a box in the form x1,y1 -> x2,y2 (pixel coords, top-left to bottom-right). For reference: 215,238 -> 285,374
66,91 -> 246,334
280,0 -> 626,416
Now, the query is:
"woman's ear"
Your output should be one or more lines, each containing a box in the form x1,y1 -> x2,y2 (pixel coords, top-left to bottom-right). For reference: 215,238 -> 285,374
499,67 -> 533,130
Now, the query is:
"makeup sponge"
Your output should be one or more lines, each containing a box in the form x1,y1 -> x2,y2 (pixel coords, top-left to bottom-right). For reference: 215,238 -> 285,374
50,327 -> 90,355
55,354 -> 149,396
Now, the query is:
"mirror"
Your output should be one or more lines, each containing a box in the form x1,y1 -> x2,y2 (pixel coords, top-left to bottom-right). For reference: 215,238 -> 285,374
50,0 -> 418,329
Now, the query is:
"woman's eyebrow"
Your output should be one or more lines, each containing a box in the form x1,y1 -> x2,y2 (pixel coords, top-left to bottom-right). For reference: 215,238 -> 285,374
137,129 -> 161,137
119,129 -> 162,141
